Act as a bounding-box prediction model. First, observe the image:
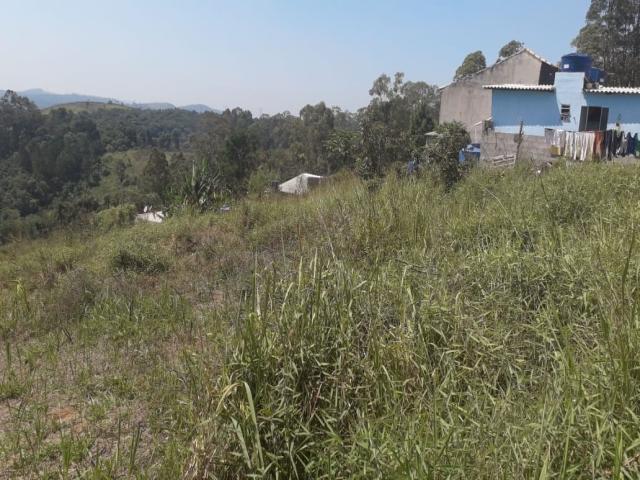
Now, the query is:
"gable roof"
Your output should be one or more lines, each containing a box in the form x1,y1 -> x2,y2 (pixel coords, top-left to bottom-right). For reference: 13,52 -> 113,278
439,47 -> 557,91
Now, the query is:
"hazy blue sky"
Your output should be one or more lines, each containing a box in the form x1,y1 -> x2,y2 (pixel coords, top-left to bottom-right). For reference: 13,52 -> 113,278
2,0 -> 591,114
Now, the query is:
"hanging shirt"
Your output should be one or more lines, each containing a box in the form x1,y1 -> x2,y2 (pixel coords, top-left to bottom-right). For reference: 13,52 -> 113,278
614,130 -> 624,156
626,132 -> 636,155
627,133 -> 636,156
621,133 -> 628,157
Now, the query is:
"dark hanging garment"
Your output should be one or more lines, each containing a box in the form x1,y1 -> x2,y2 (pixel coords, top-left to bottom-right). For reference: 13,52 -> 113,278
635,134 -> 640,158
614,130 -> 623,157
621,132 -> 628,157
606,130 -> 616,159
628,133 -> 637,156
627,133 -> 635,156
604,130 -> 612,160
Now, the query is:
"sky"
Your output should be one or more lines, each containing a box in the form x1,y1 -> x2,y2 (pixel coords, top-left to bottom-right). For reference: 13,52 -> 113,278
1,0 -> 591,115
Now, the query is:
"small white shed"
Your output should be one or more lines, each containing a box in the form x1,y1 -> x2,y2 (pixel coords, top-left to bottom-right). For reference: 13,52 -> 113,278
278,173 -> 324,195
135,206 -> 165,223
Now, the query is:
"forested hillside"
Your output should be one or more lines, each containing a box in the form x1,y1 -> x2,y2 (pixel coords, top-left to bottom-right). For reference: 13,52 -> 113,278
0,73 -> 440,243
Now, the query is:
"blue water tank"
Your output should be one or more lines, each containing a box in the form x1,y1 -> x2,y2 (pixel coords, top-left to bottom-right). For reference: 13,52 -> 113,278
561,53 -> 593,73
589,67 -> 607,84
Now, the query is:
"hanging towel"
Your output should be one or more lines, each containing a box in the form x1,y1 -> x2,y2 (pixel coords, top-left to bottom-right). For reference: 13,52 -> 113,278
575,132 -> 583,161
551,129 -> 566,156
578,132 -> 588,161
575,132 -> 595,162
566,131 -> 577,160
594,131 -> 604,160
586,132 -> 595,161
545,128 -> 555,145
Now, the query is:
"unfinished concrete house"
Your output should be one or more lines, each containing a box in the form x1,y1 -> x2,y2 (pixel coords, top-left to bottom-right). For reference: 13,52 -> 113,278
439,48 -> 558,142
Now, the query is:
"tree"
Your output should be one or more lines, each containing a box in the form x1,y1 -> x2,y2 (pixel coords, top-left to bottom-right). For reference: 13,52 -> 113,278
0,90 -> 42,160
454,51 -> 487,80
300,102 -> 335,173
359,73 -> 439,176
221,130 -> 257,188
142,149 -> 170,200
573,0 -> 640,86
114,158 -> 127,184
425,122 -> 470,189
498,41 -> 524,60
324,130 -> 360,172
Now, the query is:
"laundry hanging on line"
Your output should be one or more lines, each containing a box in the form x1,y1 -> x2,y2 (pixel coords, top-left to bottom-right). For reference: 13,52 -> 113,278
545,127 -> 640,161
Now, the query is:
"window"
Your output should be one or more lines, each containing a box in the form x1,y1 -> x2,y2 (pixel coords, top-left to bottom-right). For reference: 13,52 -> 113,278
579,106 -> 609,132
561,104 -> 571,122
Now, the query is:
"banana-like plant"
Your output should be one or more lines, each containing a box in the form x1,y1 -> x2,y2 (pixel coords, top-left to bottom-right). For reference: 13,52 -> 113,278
180,158 -> 228,211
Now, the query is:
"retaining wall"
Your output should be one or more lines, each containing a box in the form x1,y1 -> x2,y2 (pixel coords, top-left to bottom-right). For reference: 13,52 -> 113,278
481,131 -> 554,165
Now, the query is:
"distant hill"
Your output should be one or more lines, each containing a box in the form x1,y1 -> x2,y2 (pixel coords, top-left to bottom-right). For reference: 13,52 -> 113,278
9,88 -> 123,109
179,104 -> 219,113
131,102 -> 177,111
41,101 -> 132,114
1,88 -> 219,113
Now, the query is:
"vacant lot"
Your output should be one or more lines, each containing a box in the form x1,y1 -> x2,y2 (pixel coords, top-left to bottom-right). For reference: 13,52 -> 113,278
2,164 -> 640,478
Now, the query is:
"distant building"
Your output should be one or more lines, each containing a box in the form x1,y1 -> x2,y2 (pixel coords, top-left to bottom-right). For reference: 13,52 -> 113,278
439,48 -> 558,142
136,206 -> 165,223
279,173 -> 324,195
482,53 -> 640,163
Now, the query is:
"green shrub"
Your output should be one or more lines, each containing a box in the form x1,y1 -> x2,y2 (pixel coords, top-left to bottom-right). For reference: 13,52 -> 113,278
95,203 -> 136,231
110,246 -> 169,274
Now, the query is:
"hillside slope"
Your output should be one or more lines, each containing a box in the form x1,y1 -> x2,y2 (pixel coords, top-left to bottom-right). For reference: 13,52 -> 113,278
1,88 -> 218,113
7,88 -> 121,108
2,164 -> 640,477
41,101 -> 132,114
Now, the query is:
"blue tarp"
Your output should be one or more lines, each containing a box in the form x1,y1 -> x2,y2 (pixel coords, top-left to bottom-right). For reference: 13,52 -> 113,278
459,143 -> 481,163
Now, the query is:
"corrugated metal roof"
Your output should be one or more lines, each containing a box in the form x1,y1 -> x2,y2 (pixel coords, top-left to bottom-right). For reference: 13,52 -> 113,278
483,84 -> 555,91
585,86 -> 640,95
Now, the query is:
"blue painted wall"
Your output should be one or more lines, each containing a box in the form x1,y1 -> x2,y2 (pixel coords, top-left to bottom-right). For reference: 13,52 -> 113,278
492,72 -> 640,136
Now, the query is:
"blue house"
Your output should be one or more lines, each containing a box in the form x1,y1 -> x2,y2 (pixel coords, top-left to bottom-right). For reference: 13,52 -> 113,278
481,53 -> 640,162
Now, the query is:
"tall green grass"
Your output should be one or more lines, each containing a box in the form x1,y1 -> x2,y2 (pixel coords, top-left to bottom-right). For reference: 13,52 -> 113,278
4,164 -> 640,477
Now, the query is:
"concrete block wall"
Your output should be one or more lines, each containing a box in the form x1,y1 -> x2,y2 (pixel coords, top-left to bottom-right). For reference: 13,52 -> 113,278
481,131 -> 554,165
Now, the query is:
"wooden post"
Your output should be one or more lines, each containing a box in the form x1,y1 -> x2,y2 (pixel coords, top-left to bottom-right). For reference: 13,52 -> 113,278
515,121 -> 524,163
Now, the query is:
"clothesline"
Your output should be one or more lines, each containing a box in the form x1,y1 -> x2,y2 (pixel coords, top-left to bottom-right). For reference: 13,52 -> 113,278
544,128 -> 640,161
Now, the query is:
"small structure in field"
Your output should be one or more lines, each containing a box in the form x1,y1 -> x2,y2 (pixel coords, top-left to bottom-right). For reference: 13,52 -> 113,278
135,206 -> 165,223
278,173 -> 324,195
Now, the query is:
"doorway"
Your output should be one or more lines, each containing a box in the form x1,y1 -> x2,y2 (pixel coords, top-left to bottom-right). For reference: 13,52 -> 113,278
579,106 -> 609,131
